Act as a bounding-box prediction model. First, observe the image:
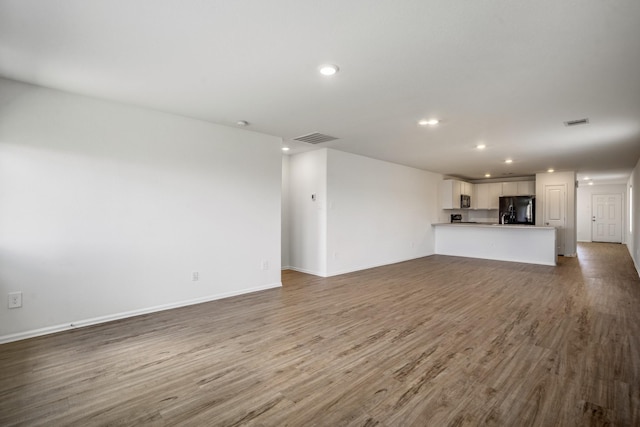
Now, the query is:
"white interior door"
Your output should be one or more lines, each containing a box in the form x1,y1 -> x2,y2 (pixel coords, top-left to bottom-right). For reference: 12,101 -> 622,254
592,194 -> 622,243
544,184 -> 566,255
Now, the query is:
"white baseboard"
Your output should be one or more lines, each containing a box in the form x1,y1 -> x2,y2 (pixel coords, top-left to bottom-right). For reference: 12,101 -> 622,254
286,266 -> 327,277
0,282 -> 282,344
285,254 -> 435,278
326,253 -> 435,277
627,244 -> 640,278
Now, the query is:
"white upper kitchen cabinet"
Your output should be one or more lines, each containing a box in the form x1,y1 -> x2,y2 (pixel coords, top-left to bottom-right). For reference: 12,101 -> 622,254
474,182 -> 502,210
461,181 -> 473,196
517,181 -> 535,195
441,179 -> 473,209
475,183 -> 490,209
502,182 -> 519,196
488,183 -> 502,209
441,179 -> 460,209
503,180 -> 535,196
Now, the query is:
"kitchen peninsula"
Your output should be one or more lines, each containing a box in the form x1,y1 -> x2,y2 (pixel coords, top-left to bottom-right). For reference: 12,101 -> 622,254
432,223 -> 557,266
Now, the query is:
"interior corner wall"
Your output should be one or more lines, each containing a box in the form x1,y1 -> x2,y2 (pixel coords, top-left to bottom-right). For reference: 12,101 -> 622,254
325,149 -> 441,276
576,184 -> 626,242
281,155 -> 291,269
288,149 -> 328,276
629,158 -> 640,274
535,171 -> 577,256
0,78 -> 282,342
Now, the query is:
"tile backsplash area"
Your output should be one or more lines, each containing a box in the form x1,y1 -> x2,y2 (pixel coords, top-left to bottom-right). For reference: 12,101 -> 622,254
467,209 -> 499,224
440,209 -> 499,223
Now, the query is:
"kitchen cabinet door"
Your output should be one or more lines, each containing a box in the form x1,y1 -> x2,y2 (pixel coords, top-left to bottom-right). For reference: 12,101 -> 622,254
502,182 -> 518,196
488,183 -> 502,209
463,182 -> 474,208
441,179 -> 460,209
475,183 -> 489,209
441,179 -> 473,209
461,181 -> 472,196
517,181 -> 535,195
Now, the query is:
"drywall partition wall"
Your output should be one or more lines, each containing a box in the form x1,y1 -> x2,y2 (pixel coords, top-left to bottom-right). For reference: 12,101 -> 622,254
576,184 -> 626,242
629,159 -> 640,274
0,78 -> 282,342
326,149 -> 441,276
281,155 -> 291,269
535,171 -> 577,256
288,149 -> 328,276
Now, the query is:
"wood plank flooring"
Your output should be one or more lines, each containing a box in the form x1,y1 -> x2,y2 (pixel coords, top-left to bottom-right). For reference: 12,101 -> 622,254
1,243 -> 639,426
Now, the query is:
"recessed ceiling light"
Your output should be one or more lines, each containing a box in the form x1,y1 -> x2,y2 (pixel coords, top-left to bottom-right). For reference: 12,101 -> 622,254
485,173 -> 491,177
476,144 -> 486,150
583,177 -> 591,180
282,147 -> 290,152
505,159 -> 513,164
418,119 -> 439,126
319,64 -> 339,76
547,168 -> 554,173
588,182 -> 594,186
236,120 -> 249,126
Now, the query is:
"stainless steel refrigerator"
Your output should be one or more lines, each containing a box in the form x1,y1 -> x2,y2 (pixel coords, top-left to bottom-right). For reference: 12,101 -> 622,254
499,196 -> 535,225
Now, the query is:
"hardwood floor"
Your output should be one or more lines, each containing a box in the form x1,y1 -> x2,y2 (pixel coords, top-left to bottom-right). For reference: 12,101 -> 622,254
1,243 -> 639,426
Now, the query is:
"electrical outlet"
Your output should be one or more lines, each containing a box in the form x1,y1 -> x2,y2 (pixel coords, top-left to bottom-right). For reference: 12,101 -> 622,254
261,260 -> 269,270
192,271 -> 199,281
8,292 -> 22,309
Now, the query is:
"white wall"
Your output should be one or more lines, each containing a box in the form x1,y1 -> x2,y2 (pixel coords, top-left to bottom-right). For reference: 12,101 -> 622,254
281,155 -> 291,268
286,148 -> 441,277
0,78 -> 282,342
288,149 -> 328,276
536,171 -> 577,256
628,159 -> 640,274
576,184 -> 626,242
325,149 -> 441,276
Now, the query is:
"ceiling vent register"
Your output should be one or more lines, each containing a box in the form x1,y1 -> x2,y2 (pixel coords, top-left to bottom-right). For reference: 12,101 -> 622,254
564,118 -> 589,127
293,132 -> 339,144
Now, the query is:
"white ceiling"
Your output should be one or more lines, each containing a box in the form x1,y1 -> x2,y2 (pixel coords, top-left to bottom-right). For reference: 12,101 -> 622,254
1,0 -> 639,184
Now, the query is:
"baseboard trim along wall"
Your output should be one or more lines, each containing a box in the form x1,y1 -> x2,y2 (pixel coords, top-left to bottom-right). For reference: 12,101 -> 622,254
286,266 -> 326,277
630,248 -> 640,278
327,254 -> 436,277
0,282 -> 282,344
286,254 -> 435,278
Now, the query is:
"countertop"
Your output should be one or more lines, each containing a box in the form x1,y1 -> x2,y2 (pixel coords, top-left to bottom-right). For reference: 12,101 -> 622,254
432,222 -> 555,230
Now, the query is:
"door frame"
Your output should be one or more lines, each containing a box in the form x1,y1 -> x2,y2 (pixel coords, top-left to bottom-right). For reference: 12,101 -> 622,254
544,183 -> 567,256
591,193 -> 623,243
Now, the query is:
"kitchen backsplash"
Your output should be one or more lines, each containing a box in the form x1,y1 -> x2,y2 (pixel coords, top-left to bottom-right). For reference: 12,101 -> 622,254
440,209 -> 499,224
467,209 -> 499,223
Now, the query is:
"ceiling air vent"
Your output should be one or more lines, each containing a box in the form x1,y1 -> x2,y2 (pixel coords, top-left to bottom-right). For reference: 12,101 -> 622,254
564,118 -> 589,127
293,132 -> 338,144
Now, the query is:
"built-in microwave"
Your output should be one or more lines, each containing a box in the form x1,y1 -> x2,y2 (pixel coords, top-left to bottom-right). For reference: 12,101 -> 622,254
460,194 -> 471,209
